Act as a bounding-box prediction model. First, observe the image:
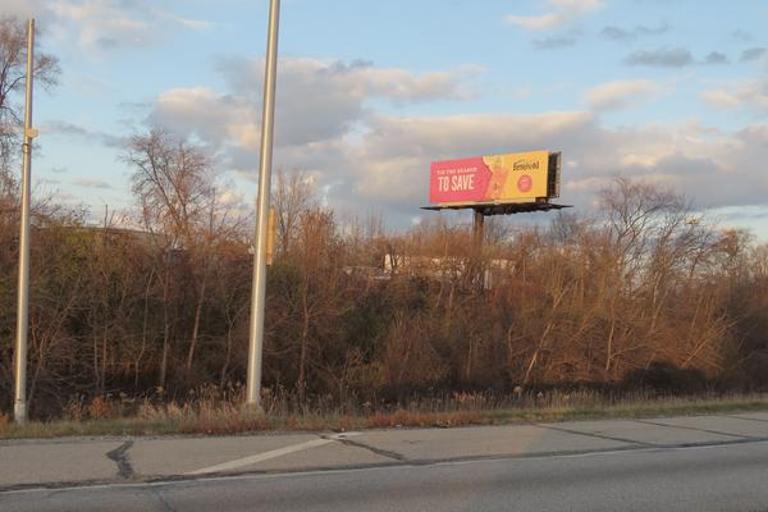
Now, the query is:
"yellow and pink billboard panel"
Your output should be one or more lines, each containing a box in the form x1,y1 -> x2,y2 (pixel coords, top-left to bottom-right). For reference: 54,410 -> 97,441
429,150 -> 556,206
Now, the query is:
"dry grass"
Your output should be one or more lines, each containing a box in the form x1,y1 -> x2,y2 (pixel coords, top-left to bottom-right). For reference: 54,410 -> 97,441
1,388 -> 767,440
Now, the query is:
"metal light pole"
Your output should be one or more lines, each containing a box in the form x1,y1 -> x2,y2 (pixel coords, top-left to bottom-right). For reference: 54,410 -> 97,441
14,18 -> 37,424
246,0 -> 280,408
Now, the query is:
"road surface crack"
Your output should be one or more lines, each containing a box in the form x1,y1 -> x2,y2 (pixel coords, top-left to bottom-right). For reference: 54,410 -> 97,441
535,424 -> 654,447
106,440 -> 135,479
149,486 -> 177,512
723,414 -> 768,424
632,419 -> 752,439
324,435 -> 407,462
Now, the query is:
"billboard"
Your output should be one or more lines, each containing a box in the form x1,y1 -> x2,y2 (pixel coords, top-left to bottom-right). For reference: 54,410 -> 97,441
429,150 -> 560,206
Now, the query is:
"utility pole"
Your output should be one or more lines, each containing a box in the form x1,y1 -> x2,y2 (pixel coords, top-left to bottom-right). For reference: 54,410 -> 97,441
246,0 -> 280,409
14,18 -> 37,424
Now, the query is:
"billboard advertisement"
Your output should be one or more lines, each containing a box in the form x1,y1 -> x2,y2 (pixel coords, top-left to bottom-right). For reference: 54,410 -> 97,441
429,150 -> 559,206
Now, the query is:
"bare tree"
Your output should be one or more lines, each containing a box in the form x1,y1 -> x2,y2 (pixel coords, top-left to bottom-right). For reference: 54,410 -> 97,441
124,129 -> 219,384
272,170 -> 315,256
0,16 -> 59,190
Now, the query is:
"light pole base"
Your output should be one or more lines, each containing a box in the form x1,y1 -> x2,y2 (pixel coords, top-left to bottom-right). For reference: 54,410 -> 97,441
14,401 -> 27,424
241,401 -> 265,417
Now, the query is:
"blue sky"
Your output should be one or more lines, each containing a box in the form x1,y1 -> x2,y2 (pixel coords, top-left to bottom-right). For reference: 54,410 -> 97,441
5,0 -> 768,233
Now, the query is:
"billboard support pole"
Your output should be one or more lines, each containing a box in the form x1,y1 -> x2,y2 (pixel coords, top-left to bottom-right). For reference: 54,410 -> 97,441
473,209 -> 484,249
472,209 -> 485,289
14,18 -> 36,425
246,0 -> 280,410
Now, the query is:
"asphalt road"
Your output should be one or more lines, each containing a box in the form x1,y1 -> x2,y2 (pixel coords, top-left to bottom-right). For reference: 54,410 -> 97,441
4,439 -> 768,512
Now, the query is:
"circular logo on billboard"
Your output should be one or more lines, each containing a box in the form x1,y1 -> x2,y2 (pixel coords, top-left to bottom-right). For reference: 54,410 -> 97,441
517,174 -> 532,193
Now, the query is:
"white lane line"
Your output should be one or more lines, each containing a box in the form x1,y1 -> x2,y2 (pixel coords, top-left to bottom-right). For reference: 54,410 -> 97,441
185,433 -> 360,476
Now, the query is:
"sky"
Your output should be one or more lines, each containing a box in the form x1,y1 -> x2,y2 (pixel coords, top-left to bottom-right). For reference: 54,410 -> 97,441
4,0 -> 768,234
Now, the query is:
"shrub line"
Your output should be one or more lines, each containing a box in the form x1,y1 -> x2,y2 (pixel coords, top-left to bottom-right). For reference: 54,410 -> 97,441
1,394 -> 766,441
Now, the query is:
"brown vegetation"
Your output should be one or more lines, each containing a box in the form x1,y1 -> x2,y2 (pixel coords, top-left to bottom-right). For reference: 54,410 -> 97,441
0,16 -> 766,422
1,149 -> 767,420
1,388 -> 766,439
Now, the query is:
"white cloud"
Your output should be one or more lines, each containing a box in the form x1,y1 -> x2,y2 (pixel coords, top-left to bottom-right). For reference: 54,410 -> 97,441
701,90 -> 743,109
505,0 -> 603,31
359,112 -> 591,161
146,58 -> 474,223
145,57 -> 768,226
352,112 -> 592,206
46,0 -> 212,50
585,79 -> 664,111
505,13 -> 566,30
345,114 -> 768,216
173,17 -> 214,31
150,58 -> 472,155
152,87 -> 254,146
218,57 -> 470,105
701,80 -> 768,113
549,0 -> 603,10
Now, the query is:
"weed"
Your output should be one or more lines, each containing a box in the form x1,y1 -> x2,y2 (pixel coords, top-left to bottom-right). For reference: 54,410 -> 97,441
1,391 -> 767,440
